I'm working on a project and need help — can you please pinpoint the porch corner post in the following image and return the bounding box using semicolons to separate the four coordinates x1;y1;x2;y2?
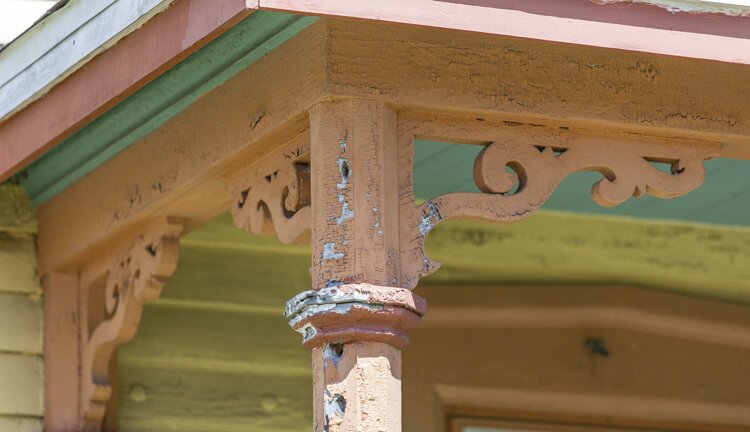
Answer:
287;99;426;431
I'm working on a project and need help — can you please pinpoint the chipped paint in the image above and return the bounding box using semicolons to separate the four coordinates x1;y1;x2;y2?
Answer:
285;286;387;328
324;389;346;431
336;157;350;189
322;243;344;261
339;130;348;152
418;201;443;236
372;207;383;235
323;343;345;369
337;197;354;225
289;301;383;328
297;323;317;341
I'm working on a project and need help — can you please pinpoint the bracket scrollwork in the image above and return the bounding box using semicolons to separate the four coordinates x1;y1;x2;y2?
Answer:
399;116;720;288
80;219;182;428
229;134;312;244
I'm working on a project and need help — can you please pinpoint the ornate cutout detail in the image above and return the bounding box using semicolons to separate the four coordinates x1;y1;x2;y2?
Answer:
398;115;721;288
230;134;311;244
79;219;182;428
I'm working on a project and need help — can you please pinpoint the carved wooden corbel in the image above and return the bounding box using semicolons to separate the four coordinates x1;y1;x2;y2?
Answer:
397;114;722;288
78;218;182;429
229;133;312;244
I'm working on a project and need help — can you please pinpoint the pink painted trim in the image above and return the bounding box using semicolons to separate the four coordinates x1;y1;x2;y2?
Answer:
260;0;750;64
0;0;256;181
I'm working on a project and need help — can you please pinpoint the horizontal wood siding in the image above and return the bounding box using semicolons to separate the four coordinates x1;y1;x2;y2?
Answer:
117;212;750;430
0;185;42;430
117;218;312;431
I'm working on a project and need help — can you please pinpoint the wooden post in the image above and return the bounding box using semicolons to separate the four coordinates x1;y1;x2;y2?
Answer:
43;272;80;432
285;99;427;431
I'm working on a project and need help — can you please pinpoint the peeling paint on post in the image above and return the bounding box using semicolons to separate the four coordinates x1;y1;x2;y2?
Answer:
336;196;354;225
305;100;424;431
322;243;344;260
418;201;443;236
336;157;350;190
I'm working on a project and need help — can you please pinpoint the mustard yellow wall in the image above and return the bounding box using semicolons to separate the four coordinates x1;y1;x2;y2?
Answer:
0;185;43;431
115;212;750;431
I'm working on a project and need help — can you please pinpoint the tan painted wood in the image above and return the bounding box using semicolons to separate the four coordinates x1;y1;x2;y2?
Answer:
324;19;750;159
36;17;750;279
37;21;328;275
304;100;409;431
404;283;750;432
312;342;401;432
309;99;400;289
43;272;80;432
437;386;750;431
30;17;750;431
229;130;312;245
396;113;719;288
78;218;182;429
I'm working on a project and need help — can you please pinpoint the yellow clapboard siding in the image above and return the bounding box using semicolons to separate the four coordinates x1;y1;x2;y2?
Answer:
0;293;42;354
0;234;39;295
425;211;750;303
0;354;43;417
118;210;750;430
119;303;308;372
117;364;310;432
0;417;43;432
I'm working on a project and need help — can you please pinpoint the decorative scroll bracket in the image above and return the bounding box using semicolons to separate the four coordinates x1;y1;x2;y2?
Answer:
226;110;718;294
229;132;312;244
398;115;721;289
79;218;182;429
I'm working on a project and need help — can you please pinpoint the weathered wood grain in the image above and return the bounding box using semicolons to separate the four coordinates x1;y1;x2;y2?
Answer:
37;16;750;277
117;219;750;430
117;364;310;431
424;211;750;303
326;19;750;157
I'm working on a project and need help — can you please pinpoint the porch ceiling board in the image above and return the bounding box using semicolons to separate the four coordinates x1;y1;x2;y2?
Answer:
262;0;750;65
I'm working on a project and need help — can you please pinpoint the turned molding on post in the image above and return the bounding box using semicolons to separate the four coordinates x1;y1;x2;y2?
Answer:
44;218;182;431
228;99;718;431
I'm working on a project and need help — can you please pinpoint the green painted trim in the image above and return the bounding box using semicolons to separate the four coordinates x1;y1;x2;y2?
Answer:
19;12;317;205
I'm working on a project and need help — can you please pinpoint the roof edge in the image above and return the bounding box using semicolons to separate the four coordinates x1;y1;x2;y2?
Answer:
0;0;174;121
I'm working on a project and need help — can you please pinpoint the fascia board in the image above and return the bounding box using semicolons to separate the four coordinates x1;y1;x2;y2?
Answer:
0;0;173;121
